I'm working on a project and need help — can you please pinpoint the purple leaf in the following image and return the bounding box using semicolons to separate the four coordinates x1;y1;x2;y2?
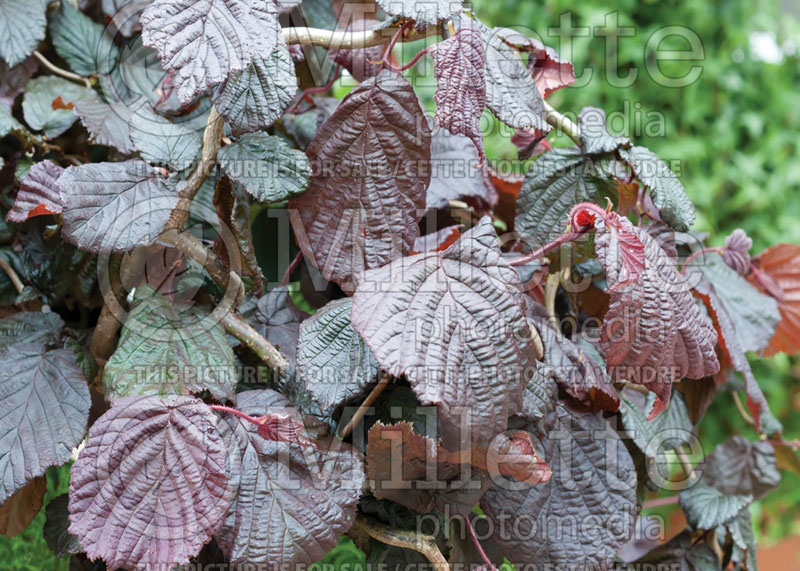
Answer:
496;28;576;98
723;228;752;276
481;403;637;569
68;395;231;569
7;160;64;222
140;0;281;104
430;24;486;162
0;343;90;504
594;211;719;417
214;390;364;566
375;0;462;28
328;18;383;83
351;217;536;449
58;159;179;253
289;70;431;290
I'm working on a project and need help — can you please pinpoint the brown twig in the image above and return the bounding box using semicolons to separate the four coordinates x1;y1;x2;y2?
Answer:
339;373;391;439
350;515;448;569
165;106;225;231
33;50;92;88
0;258;24;294
219;312;289;371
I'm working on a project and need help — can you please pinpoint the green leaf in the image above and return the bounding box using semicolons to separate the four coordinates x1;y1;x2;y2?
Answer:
619;387;692;461
620;145;696;232
218;132;311;203
211;44;297;135
515;148;603;247
297;297;380;412
129;106;203;169
103;288;237;401
0;0;46;67
50;2;118;76
22;76;98;138
697;254;780;353
679;481;752;530
0;311;64;352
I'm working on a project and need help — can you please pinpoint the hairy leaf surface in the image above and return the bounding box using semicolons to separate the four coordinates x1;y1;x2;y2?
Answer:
297;297;379;412
7;160;64;222
289;70;431;289
351;218;535;449
0;344;90;504
68;395;231;569
140;0;281;104
214;390;364;566
620;146;695;232
218;132;311;203
595;212;719;417
0;0;46;67
481;404;637;569
104;288;236;401
212;42;297;134
58;159;179;253
430;25;486;161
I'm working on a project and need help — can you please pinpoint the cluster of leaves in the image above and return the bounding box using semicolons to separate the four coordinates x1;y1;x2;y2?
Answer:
0;1;798;570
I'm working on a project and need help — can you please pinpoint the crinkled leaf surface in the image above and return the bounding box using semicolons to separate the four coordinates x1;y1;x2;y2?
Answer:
0;311;64;351
0;343;90;504
68;395;231;569
679;481;752;530
73;98;137;153
103;288;237;401
716;508;757;571
351;218;535;449
699;436;780;500
218;132;311;203
695;254;779;353
59;159;179;253
102;0;152;37
289;70;431;289
214;389;364;566
44;494;82;557
750;243;800;356
425;124;496;213
595;212;719;417
0;0;46;67
375;0;462;27
578;107;630;155
129;106;203;168
296;297;379;412
240;286;308;365
515;148;602;248
50;2;118;76
620;145;695;232
478;23;550;132
0;476;45;538
430;25;486;161
141;0;281;104
634;530;720;570
7;160;64;222
212;42;297;134
22;76;98;138
481;403;637;569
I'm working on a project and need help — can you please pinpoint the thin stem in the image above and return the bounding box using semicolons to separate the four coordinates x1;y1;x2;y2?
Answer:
733;391;756;427
33;50;92;88
681;247;724;275
381;21;411;64
0;258;24;294
280;251;303;287
384;46;430;72
209;405;261;427
287;65;342;114
642;496;679;509
339;373;391;439
350;515;448;569
165;106;225;231
509;227;590;267
544;101;581;146
466;516;498;571
283;25;439;49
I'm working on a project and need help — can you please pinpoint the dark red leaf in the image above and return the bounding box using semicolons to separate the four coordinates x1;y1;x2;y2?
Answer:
496;29;576;97
289;70;431;290
750;243;800;356
430;24;486;162
351;217;536;449
6;160;64;222
594;210;719;417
